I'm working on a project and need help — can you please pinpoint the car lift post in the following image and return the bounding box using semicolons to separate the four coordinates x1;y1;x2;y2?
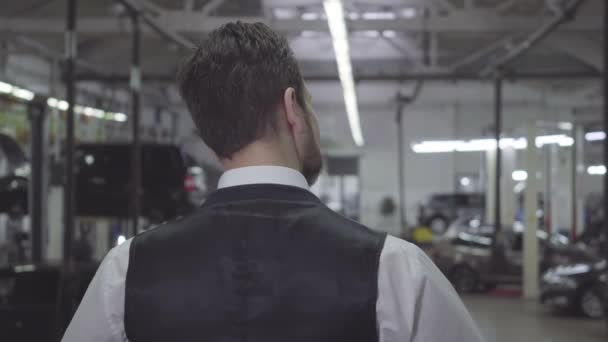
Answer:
63;0;77;264
492;75;503;262
602;0;608;322
128;8;142;237
28;97;46;263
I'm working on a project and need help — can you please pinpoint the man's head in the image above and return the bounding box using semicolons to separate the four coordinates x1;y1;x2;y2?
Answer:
178;22;322;185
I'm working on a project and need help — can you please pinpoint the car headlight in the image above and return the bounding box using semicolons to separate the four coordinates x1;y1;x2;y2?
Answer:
593;260;606;271
542;271;577;288
553;263;591;276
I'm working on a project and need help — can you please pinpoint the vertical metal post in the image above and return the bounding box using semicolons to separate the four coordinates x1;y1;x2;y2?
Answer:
28;99;45;263
63;0;77;263
396;103;407;234
571;126;577;241
494;76;503;233
602;0;608;307
130;11;142;237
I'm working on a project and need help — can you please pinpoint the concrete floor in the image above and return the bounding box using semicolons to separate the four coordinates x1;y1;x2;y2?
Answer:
463;295;607;342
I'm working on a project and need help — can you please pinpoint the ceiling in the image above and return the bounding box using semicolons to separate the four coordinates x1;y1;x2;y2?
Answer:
0;0;604;148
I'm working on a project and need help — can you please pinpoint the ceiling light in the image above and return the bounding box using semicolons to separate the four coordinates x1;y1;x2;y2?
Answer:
301;12;320;20
324;0;364;147
361;11;396;20
273;8;295;19
585;131;606;141
587;165;606;175
412;140;462;153
47;97;59;108
114;112;128;122
512;170;528;182
361;30;380;38
382;30;397;38
12;87;34;101
460;177;471;187
0;81;13;93
57;100;69;111
401;8;417;19
558;122;573;130
535;134;574;147
301;30;319;38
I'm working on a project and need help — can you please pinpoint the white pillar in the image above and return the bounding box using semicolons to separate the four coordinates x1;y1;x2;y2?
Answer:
574;124;585;238
46;187;63;261
485;149;496;223
501;146;516;227
523;123;539;299
95;219;110;261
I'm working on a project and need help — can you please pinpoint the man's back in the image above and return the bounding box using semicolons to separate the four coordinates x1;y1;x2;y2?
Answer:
125;184;385;342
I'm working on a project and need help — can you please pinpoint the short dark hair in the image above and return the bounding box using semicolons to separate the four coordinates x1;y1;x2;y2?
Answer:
177;22;305;159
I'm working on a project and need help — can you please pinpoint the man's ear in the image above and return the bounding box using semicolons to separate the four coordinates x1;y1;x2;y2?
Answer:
283;87;304;134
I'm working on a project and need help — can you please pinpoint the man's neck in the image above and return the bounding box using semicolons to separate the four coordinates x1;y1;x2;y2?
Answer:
220;141;301;172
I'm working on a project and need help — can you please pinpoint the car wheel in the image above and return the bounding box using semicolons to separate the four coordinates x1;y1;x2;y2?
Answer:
429;216;449;235
578;286;605;319
449;266;478;293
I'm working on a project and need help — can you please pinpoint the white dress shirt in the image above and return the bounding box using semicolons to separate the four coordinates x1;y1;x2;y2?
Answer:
63;166;485;342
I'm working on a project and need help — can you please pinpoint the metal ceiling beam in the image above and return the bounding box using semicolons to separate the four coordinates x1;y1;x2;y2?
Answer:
117;0;196;49
481;0;588;75
1;10;601;34
545;32;603;71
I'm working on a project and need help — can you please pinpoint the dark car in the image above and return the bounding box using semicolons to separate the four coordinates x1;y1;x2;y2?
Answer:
433;220;592;293
420;193;485;234
0;133;28;213
0;263;98;341
541;259;607;319
75;143;195;223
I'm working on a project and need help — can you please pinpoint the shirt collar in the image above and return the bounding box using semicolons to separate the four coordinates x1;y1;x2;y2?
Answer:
218;166;309;190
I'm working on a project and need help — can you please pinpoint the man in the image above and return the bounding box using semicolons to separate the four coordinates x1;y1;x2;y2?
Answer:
63;22;484;342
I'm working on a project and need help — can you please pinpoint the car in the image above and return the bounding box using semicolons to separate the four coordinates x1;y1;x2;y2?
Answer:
419;193;485;234
541;259;607;319
0;133;28;214
75;143;197;223
543;259;608;318
0;262;98;341
432;219;593;293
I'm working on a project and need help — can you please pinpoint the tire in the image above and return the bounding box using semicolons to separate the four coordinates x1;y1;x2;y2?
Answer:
449;266;479;293
578;286;605;319
428;216;449;235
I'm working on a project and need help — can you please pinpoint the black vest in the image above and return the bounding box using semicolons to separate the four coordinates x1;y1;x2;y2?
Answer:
124;184;386;342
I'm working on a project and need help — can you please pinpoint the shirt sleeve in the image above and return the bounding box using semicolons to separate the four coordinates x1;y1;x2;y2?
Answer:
376;236;485;342
62;238;132;342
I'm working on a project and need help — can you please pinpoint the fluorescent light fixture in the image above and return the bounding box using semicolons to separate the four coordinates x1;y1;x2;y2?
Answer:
585;131;606;141
347;12;360;20
412;140;462;153
74;105;85;114
47;97;59;108
512;170;528;181
301;12;320;20
114;112;128;122
273;8;295;19
460;177;471;187
558;122;573;130
401;7;417;18
324;0;365;147
587;165;606;175
301;30;318;38
413;138;528;154
361;11;396;20
12;87;34;101
361;30;380;38
57;100;69;111
382;30;397;38
0;81;13;93
535;134;574;147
